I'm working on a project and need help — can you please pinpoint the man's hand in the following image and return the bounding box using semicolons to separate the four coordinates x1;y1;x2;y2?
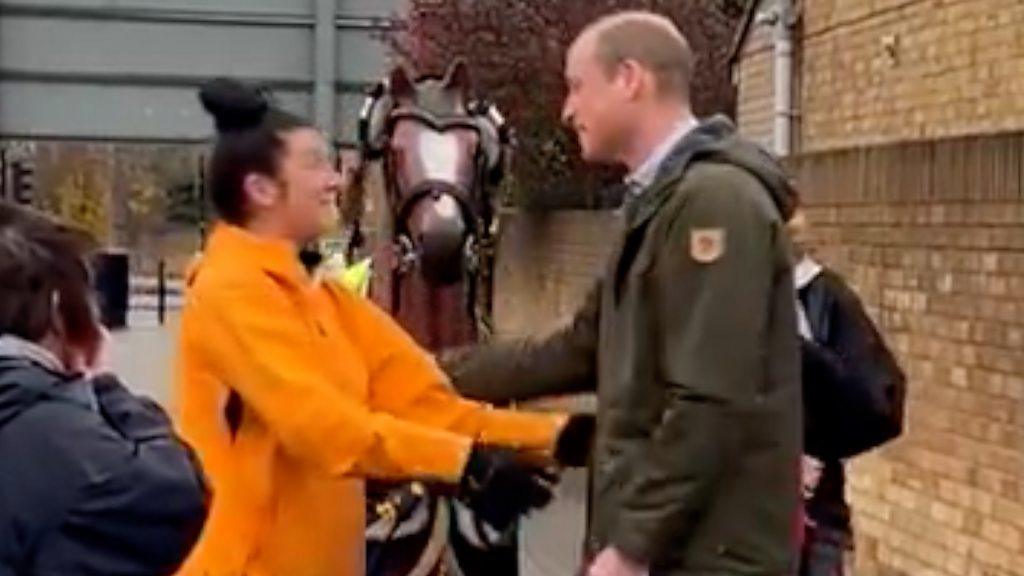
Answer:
587;547;648;576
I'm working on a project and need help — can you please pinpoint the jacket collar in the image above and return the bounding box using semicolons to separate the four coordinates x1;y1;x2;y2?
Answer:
624;115;700;193
194;223;310;286
794;255;824;290
0;335;64;373
623;115;735;231
0;336;98;426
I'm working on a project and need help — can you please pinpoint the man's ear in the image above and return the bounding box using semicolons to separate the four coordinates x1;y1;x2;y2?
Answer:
616;59;645;100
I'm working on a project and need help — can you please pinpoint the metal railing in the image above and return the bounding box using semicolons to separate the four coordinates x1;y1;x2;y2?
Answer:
129;260;184;326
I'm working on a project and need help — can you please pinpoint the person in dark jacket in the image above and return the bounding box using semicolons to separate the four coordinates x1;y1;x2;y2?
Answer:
788;210;906;576
441;11;802;576
0;201;209;576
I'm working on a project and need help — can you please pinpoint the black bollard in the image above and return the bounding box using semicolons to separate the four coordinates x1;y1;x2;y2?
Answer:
157;259;167;326
93;250;130;330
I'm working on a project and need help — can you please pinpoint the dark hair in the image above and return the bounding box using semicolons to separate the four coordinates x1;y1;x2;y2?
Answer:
0;201;101;352
198;78;312;224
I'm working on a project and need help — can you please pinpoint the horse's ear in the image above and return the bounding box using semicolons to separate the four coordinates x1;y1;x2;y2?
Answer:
442;58;470;96
389;65;416;101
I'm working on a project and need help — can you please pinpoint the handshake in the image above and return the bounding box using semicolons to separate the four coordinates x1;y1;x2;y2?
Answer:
452;413;596;531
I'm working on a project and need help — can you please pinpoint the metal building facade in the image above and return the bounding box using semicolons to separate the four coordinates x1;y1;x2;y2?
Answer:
0;0;404;143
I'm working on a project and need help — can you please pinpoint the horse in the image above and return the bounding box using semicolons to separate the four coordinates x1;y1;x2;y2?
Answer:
355;59;517;576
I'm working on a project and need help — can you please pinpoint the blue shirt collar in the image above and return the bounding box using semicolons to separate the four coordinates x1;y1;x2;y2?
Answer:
625;115;699;193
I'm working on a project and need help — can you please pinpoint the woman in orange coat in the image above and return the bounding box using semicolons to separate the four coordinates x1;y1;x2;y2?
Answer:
174;79;589;576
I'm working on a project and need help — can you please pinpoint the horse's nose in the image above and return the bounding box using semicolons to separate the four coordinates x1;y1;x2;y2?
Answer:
414;193;468;286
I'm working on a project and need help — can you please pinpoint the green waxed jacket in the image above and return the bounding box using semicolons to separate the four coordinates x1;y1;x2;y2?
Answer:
443;116;803;575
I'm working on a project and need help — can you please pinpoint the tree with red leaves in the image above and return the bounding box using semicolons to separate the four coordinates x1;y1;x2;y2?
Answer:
387;0;746;209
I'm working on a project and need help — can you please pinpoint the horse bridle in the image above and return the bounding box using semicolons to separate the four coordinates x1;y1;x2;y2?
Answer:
359;80;510;179
357;80;512;323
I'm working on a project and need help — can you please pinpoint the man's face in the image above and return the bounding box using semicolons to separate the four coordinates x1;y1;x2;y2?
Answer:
274;128;342;243
562;35;635;164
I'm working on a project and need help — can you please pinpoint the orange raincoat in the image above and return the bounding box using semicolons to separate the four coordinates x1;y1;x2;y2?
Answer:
174;224;565;576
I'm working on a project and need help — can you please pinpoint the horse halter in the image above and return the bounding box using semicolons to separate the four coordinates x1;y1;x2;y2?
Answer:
357;78;511;287
359;80;510;182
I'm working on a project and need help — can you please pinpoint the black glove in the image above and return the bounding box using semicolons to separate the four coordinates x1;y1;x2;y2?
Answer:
554;413;596;468
458;446;556;531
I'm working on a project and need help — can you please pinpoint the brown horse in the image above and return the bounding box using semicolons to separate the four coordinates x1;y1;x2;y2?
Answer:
361;59;507;349
357;60;516;576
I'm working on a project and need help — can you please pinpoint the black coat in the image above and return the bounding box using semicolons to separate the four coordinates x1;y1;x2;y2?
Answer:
0;358;209;576
799;266;906;531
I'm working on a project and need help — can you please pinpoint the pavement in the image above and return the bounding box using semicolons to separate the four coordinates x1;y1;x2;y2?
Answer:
109;309;180;406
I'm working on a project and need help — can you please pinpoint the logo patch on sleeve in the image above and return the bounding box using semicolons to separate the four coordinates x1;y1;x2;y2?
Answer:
690;228;726;263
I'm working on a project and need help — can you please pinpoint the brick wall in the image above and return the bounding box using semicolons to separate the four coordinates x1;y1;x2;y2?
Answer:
734;2;1024;570
492;209;618;337
788;134;1024;576
735;0;776;150
736;49;776;151
801;0;1024;152
736;0;1024;154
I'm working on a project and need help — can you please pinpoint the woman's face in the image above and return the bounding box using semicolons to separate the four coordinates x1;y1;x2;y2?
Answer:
275;128;344;243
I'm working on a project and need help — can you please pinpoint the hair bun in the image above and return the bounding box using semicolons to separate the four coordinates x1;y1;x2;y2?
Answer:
199;78;270;132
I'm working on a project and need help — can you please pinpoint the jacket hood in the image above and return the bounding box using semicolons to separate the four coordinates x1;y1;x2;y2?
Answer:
0;361;53;430
659;114;798;221
0;336;90;430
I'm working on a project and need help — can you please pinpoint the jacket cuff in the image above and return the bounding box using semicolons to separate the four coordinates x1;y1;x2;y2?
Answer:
475;408;569;457
392;428;474;484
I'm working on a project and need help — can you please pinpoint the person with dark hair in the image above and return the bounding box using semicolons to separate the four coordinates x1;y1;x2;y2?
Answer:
0;201;209;576
787;210;906;576
175;78;586;576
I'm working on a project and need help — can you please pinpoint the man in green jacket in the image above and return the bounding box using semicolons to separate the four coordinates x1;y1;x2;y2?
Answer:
441;11;802;576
